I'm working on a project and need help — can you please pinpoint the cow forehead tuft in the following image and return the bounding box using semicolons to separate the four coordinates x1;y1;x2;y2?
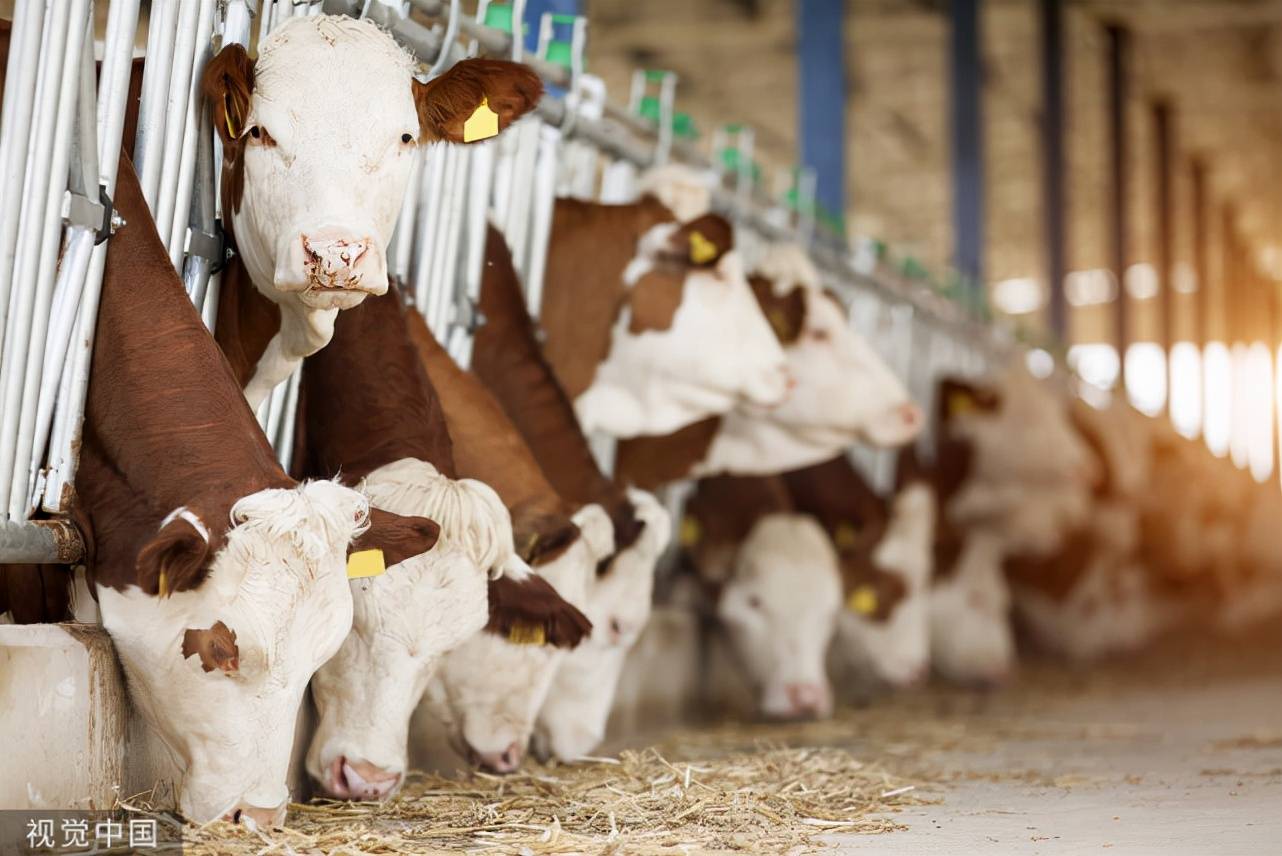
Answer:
257;15;414;81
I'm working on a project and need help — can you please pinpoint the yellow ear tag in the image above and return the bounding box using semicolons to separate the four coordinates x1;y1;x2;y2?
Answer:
347;549;386;579
689;230;718;265
679;517;702;547
463;97;500;143
948;391;977;417
508;623;547;646
833;521;860;551
158;570;169;597
768;308;790;340
848;585;878;617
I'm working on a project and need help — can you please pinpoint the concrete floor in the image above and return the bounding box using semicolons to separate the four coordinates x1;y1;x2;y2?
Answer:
822;625;1282;855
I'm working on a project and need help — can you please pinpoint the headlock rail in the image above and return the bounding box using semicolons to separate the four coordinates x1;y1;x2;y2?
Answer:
0;0;1009;564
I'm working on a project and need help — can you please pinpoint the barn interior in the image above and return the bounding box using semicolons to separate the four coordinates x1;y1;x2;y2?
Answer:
1;1;1281;854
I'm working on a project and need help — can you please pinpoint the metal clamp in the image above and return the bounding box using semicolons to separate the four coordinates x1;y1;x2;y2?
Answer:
454;295;486;333
186;218;234;274
64;184;122;245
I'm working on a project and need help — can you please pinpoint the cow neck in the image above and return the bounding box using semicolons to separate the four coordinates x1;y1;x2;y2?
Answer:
215;256;282;389
80;155;292;593
405;306;580;567
1003;531;1099;601
781;456;889;551
298;286;456;483
928;434;976;584
613;417;723;491
540;194;676;401
683;474;793;574
472;226;642;551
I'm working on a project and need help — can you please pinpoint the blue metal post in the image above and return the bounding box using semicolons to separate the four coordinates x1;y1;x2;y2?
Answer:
950;0;985;307
521;0;579;52
1040;0;1067;341
796;0;848;235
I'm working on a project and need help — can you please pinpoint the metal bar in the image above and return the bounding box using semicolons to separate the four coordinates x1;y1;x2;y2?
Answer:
796;0;848;231
0;518;84;564
1106;23;1130;388
1191;157;1209;348
1223;204;1238;345
949;0;985;307
1152;101;1175;411
134;0;180;213
1040;0;1067;343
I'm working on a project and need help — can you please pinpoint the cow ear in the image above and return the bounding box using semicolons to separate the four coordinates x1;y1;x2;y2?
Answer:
413;59;543;144
181;621;240;675
352;508;441;568
484;574;593;649
665;214;734;268
136;517;211;596
202;43;255;144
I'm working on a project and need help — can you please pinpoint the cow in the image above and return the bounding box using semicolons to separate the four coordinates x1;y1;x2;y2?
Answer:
613;244;921;489
406;308;608;773
681;476;841;720
0;155;411;825
470;226;670;761
200;14;542;408
781;456;934;690
540;199;789;438
292;285;580;801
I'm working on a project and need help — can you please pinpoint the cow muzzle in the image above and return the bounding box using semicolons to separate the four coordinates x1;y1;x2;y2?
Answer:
320;755;403;802
223;800;287;829
275;226;388;308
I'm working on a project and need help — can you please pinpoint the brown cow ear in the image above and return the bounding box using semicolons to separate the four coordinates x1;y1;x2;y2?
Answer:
352;508;441;567
136;518;211;596
484;574;592;649
202;44;255;143
665;214;734;268
182;621;240;674
413;59;543;144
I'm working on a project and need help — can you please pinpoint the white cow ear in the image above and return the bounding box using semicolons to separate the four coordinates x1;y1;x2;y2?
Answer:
411;59;542;143
136;517;211;596
202;43;255;144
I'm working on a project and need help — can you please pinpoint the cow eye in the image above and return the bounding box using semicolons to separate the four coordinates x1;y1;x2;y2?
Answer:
809;329;830;342
249;125;261;139
401;132;415;144
747;595;762;610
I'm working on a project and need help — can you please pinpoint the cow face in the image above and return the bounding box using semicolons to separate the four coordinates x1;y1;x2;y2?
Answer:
533;490;669;761
717;514;841;720
929;531;1014;687
576;217;790;438
202;16;540;361
423;505;610;772
96;480;370;823
832;483;934;688
306;458;511;800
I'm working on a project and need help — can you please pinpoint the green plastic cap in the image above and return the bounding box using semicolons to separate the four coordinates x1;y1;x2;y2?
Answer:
545;40;575;69
673;112;697;139
638;95;662;122
484;4;514;31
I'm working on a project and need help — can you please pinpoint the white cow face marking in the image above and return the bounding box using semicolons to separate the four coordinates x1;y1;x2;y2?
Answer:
929;531;1015;687
576;221;790;438
534;490;670;761
424;505;608;773
717;514;841;720
97;481;369;822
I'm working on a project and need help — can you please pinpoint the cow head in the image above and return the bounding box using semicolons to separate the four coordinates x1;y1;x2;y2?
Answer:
306;458;512;801
576;215;790;438
96;480;371;824
202;16;540;399
929;531;1015;687
423;505;612;772
533;490;670;761
832;482;934;688
716;514;841;720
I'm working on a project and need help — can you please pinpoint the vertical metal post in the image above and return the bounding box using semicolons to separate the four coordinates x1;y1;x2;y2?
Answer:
1222;204;1238;346
1190;157;1209;348
1106;24;1130;388
521;0;579;52
950;0;986;304
796;0;848;234
1152;100;1175;412
1039;0;1067;343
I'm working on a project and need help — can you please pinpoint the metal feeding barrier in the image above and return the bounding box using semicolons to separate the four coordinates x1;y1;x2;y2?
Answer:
0;0;1008;566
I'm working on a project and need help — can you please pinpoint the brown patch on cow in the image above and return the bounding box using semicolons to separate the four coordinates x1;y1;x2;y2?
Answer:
894;428;975;585
666;215;734;269
0;564;73;624
351;508;441;568
484;574;593;649
77;154;290;595
182;621;240;674
214;259;282;390
471;227;642;552
541;195;676;400
201;44;255;215
614;417;723;491
624;214;737;335
749;274;807;345
509;503;580;567
840;559;910;623
683;475;793;585
405;302;583;557
1004;530;1099;602
937;377;1002;426
627;270;686;334
413;59;542;143
135;516;213;596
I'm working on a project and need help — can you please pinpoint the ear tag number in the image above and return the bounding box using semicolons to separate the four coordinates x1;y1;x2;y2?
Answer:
689;230;718;265
508;624;547;645
464;97;500;142
347;549;386;579
848;585;878;616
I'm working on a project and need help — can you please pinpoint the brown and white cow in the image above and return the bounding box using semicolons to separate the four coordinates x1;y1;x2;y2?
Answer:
681;476;841;720
540;199;789;438
782;456;934;690
201;15;541;408
406;308;606;773
471;226;669;761
9;156;404;825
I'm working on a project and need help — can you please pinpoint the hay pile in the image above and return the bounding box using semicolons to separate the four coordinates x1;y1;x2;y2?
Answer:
125;745;917;855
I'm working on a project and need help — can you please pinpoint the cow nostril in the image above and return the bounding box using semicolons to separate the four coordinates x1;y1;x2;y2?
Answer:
232;809;243;824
